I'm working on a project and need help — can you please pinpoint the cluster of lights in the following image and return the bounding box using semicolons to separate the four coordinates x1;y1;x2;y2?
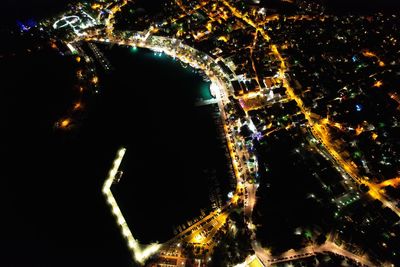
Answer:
49;1;399;265
85;29;259;262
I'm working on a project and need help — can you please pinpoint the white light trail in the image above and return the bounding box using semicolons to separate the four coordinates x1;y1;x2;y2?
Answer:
102;148;161;265
53;16;81;29
66;43;77;54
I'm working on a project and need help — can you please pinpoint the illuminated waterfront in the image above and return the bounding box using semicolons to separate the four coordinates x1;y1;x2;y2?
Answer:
4;0;400;266
99;46;232;244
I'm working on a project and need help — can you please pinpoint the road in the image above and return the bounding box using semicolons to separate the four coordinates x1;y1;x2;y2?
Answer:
251;239;376;267
90;13;254;261
213;1;399;266
75;1;400;265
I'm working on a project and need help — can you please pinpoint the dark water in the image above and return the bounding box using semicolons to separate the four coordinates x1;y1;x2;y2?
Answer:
93;46;229;244
2;35;229;267
2;35;132;266
2;1;226;266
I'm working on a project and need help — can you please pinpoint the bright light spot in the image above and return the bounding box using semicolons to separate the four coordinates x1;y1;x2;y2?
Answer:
59;118;71;129
66;43;77;53
73;102;82;110
210;82;220;98
374;80;383;88
248;120;257;133
91;3;101;9
123;228;130;237
194;234;204;243
247;222;256;230
113;207;119;214
118;149;126;157
92;76;99;84
362;50;376;58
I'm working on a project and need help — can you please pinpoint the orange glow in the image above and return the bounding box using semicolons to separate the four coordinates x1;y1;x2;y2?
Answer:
368;189;380;200
217;0;400;219
379;61;385;67
333;122;343;130
91;3;101;9
73;102;83;110
374;80;383;88
60;119;71;128
218;35;228;42
231;194;239;204
362;50;376;58
344;164;351;172
206;22;212;32
51;43;57;49
350;161;358;169
92;76;99;84
76;56;81;63
355;125;364;136
372;132;378;140
379;177;400;188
